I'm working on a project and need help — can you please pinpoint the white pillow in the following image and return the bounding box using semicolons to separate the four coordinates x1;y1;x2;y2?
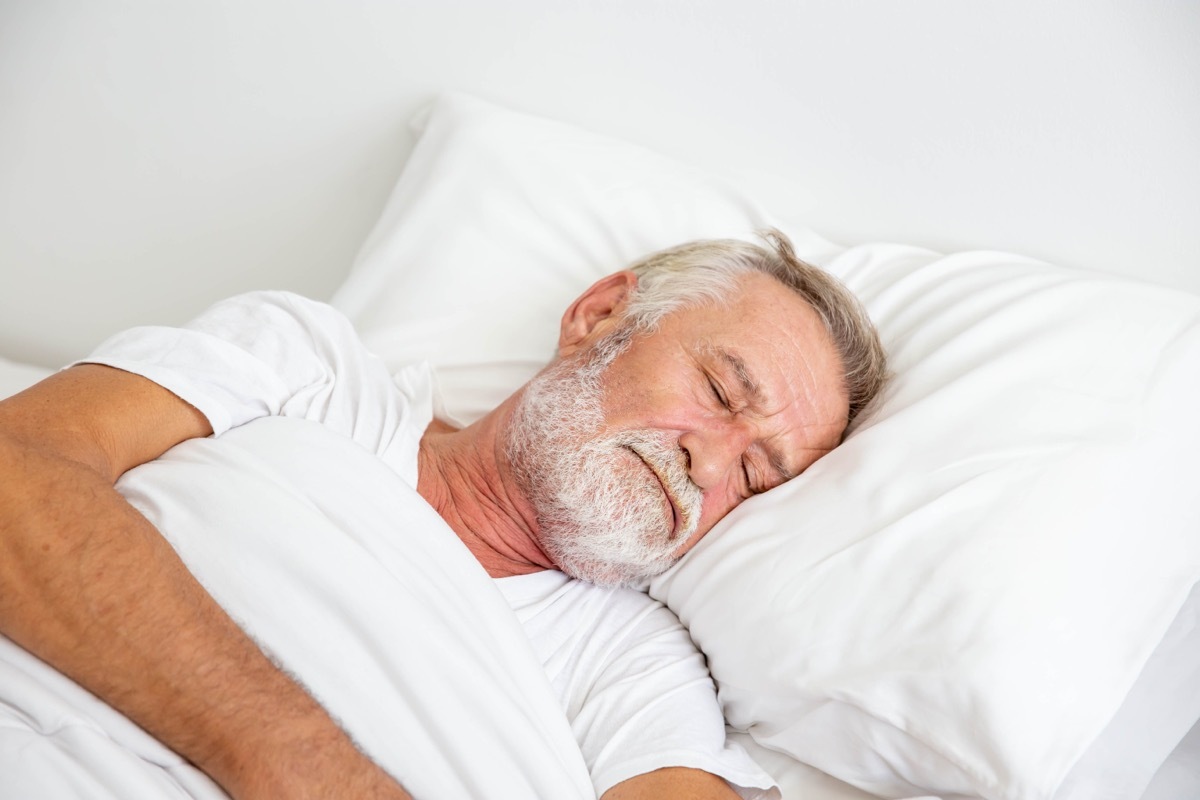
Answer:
651;245;1200;800
333;94;842;426
332;93;1200;800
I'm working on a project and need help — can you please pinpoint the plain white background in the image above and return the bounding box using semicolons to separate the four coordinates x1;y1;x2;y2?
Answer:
1;0;1197;366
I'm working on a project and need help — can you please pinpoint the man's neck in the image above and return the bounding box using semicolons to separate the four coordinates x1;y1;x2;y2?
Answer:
415;403;554;579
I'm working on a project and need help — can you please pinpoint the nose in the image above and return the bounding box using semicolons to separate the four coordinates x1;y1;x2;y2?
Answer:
678;419;756;491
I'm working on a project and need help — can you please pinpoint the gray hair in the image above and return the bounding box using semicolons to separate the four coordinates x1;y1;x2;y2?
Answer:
620;229;889;430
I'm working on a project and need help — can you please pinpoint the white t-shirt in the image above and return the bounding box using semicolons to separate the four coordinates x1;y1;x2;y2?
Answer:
82;290;777;799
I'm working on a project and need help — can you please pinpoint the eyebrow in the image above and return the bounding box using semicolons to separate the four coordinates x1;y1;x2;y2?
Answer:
714;347;797;482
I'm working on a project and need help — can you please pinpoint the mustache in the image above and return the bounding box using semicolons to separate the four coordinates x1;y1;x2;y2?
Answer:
619;433;703;540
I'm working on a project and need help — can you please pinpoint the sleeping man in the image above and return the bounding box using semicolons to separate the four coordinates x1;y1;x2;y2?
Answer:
0;231;886;800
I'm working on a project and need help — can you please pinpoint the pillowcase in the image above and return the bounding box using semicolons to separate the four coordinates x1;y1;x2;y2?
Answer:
333;93;843;426
332;93;1200;800
650;244;1200;800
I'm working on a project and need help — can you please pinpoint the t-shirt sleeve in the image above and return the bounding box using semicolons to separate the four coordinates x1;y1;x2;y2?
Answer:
573;594;779;799
76;291;431;484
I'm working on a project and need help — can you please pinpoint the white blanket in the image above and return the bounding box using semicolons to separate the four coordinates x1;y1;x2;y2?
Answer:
0;416;595;799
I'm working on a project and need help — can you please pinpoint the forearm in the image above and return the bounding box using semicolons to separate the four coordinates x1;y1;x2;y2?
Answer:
0;433;411;799
602;767;741;799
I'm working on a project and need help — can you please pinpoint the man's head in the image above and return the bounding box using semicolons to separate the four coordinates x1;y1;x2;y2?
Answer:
506;230;888;587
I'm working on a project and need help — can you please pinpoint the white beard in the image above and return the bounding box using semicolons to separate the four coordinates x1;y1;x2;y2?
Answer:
506;340;703;588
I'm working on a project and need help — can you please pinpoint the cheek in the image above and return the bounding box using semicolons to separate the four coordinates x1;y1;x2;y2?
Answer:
599;348;695;420
601;379;677;424
675;486;742;558
673;523;710;560
695;486;743;536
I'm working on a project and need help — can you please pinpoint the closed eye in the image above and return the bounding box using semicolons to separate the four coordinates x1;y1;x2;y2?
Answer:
740;458;754;497
707;374;731;410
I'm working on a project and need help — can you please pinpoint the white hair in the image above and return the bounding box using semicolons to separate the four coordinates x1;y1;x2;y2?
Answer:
622;229;889;428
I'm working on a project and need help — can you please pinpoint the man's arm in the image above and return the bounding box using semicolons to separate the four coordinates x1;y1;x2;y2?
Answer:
602;767;742;799
0;365;410;799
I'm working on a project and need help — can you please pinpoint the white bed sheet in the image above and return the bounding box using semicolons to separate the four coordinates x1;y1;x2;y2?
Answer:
0;407;594;799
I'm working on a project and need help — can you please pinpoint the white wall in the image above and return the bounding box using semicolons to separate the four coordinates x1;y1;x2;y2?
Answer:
2;0;1197;366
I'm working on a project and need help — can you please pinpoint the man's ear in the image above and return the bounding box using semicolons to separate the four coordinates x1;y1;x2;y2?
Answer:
558;270;639;357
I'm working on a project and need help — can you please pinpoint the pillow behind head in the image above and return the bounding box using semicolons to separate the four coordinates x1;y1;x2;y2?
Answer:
333;92;841;425
651;242;1200;799
334;93;1200;800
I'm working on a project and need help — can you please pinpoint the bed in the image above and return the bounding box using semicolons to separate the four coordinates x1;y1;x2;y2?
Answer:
2;3;1198;799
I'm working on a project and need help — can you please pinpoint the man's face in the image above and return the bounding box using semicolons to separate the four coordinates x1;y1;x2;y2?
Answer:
507;272;850;587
